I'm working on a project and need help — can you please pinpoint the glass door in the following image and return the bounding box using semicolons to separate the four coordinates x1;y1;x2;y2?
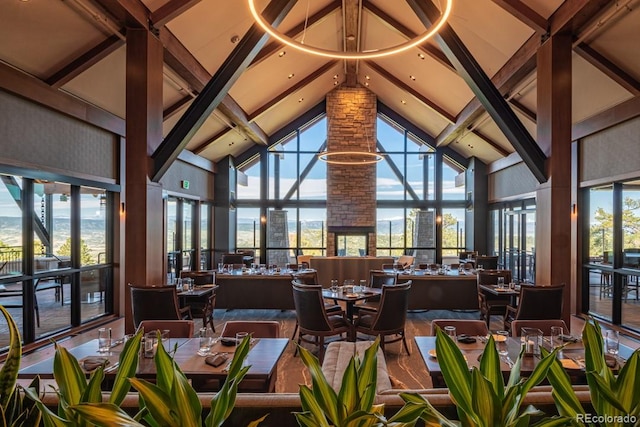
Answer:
503;209;535;283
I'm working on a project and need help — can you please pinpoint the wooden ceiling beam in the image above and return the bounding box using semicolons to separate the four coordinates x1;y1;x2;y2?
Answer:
248;60;339;121
491;0;548;34
472;130;512;157
250;1;341;69
152;0;298;181
150;0;201;28
45;35;124;88
365;60;455;123
574;43;640;96
343;0;359;86
93;0;150;29
159;27;265;145
364;0;454;72
434;0;613;150
407;0;547;183
163;95;192;120
572;94;640;140
509;99;537;123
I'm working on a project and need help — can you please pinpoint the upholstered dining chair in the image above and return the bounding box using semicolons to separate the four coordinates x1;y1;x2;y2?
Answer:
510;319;569;337
290;278;342;342
430;319;489;337
354;281;412;355
292;283;351;362
221;253;245;265
475;255;499;270
356;270;397;311
477;269;513;326
138;319;195;338
179;270;217;330
504;284;565;332
129;284;191;328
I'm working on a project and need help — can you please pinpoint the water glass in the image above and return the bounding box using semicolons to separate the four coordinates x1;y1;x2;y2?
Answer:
176;278;183;292
444;325;456;341
143;332;155;358
330;279;339;293
550;326;563;349
218;262;224;273
605;330;619;356
497;277;505;289
199;327;214;353
522;327;543;357
496;330;509;356
98;327;111;352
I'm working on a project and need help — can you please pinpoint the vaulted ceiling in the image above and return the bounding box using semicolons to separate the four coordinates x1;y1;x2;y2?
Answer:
1;0;638;174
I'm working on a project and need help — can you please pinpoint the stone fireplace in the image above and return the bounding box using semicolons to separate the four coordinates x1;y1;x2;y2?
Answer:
326;86;377;256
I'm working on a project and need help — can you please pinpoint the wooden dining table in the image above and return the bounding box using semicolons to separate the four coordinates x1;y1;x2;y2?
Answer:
18;337;288;393
321;286;382;321
415;335;633;388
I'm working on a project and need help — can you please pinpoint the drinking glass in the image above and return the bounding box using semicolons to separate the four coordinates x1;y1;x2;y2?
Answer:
444;326;456;341
98;327;111;353
176;278;183;292
605;330;619;356
235;332;249;350
496;330;509;356
143;332;155;358
330;279;339;293
218;262;224;273
550;326;563;349
497;277;505;289
199;327;214;354
522;327;543;357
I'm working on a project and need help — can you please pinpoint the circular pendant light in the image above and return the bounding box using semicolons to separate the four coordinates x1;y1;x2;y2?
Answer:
247;0;453;60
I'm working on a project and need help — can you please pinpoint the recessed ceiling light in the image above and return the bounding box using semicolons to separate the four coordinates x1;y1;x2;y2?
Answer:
278;51;286;57
418;53;425;60
333;74;339;79
298;98;304;103
468;144;474;148
364;81;369;87
409;75;416;81
230;35;240;44
365;75;371;80
334;81;339;86
401;100;407;105
288;73;295;79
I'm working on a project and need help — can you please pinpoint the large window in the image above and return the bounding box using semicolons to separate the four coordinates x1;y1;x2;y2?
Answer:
236;113;466;266
0;173;114;348
584;181;640;330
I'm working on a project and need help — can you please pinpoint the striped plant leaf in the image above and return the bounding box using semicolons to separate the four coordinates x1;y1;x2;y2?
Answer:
299;386;330;427
52;344;87;406
357;337;380;410
297;345;339;422
23;386;72;427
0;305;21;411
478;335;504;399
337;357;358;419
470;368;500;427
69;403;144;426
129;378;179;426
400;393;459;427
109;330;143;405
613;350;640;412
541;348;584;417
169;364;201;427
434;329;473;415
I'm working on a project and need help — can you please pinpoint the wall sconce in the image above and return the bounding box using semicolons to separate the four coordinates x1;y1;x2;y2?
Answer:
571;203;577;215
260;215;267;224
436;215;442;224
120;202;126;215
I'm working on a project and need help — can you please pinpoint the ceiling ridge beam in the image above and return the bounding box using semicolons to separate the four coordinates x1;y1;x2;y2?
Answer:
574;43;640;96
45;35;124;88
407;0;547;183
151;0;201;28
250;0;341;69
491;0;548;34
152;0;298;181
365;60;456;123
363;0;454;72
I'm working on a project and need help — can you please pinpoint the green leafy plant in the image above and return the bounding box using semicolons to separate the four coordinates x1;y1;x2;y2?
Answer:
408;329;569;427
0;305;42;426
27;331;261;427
295;336;428;426
545;318;640;426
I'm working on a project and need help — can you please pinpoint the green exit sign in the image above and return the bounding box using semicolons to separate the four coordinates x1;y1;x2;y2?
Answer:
181;180;190;189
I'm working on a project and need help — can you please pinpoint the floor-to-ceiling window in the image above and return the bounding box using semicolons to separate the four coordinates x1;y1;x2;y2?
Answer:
235;113;467;266
488;199;536;283
583;180;640;330
0;173;115;348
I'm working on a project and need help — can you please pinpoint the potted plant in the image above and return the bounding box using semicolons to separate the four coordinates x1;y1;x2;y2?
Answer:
26;330;261;427
544;318;640;426
294;337;428;426
0;305;42;426
405;329;570;426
